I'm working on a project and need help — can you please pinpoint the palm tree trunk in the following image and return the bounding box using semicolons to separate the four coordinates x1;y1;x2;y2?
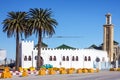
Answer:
37;30;42;69
15;32;19;70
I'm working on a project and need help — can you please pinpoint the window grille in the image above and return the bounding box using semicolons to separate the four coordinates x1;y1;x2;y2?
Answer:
49;56;52;61
88;56;91;61
76;56;79;61
62;56;65;61
72;56;75;61
84;56;87;61
66;56;69;61
53;56;56;61
24;56;27;61
28;56;31;61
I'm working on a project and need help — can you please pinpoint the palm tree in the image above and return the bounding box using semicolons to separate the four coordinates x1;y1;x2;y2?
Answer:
28;8;58;69
2;11;28;70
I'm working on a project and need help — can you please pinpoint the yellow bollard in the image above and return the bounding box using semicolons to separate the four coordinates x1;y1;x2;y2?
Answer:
48;70;56;75
88;68;94;73
1;71;7;78
82;68;88;73
59;70;67;74
109;68;115;71
117;68;120;71
19;67;23;72
1;67;12;78
7;71;12;78
53;67;59;71
38;70;46;75
67;69;74;74
29;67;35;71
22;69;28;77
77;69;82;74
1;71;12;78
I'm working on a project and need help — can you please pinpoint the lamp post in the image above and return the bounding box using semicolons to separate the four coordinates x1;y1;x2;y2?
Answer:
32;51;33;67
115;50;118;68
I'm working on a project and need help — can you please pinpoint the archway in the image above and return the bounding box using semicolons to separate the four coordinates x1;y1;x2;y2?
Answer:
40;56;44;66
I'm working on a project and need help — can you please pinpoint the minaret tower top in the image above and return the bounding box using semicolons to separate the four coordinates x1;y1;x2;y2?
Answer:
105;13;112;25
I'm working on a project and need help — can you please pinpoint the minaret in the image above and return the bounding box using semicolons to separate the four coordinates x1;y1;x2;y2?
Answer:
103;13;114;62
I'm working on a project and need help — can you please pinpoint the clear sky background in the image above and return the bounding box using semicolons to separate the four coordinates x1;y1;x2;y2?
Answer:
0;0;120;60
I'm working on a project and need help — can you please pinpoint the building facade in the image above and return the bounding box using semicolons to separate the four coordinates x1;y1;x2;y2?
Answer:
19;41;109;69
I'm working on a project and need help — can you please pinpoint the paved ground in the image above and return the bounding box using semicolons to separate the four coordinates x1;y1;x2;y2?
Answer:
1;71;120;80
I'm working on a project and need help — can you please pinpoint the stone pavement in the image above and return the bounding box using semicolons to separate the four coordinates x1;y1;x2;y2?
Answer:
1;71;120;80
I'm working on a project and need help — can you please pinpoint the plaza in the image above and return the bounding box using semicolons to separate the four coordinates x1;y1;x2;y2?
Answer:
2;71;120;80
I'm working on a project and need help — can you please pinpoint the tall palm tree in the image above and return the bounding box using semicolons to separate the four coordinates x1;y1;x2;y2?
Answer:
2;11;28;70
28;8;58;69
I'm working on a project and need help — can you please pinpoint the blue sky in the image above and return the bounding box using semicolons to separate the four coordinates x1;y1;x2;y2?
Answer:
0;0;120;60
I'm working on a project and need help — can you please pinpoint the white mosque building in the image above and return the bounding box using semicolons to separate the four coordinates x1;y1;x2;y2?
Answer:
19;40;109;70
19;13;118;70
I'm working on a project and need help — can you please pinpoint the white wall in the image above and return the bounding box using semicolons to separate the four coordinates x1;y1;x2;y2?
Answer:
20;41;108;69
20;41;34;68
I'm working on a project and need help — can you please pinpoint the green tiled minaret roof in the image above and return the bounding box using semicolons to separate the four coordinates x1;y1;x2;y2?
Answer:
56;44;76;49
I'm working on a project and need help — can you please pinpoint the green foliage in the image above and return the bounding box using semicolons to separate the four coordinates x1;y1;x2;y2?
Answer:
2;8;58;69
2;11;28;70
40;65;46;68
43;64;53;69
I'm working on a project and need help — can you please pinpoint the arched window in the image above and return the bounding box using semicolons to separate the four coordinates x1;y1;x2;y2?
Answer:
66;56;69;61
49;56;52;61
62;56;65;61
88;56;91;61
28;56;31;61
24;56;27;61
40;56;43;66
35;56;37;60
72;56;75;61
76;56;79;61
53;56;56;61
102;57;105;62
84;56;87;61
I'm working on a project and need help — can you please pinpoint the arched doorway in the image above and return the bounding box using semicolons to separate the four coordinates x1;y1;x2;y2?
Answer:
40;56;44;66
36;56;44;67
